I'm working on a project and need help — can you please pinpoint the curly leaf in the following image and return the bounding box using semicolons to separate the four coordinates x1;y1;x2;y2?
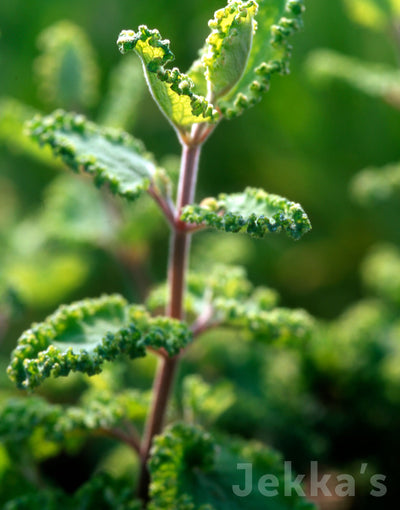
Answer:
218;298;313;342
149;423;315;510
117;26;218;131
28;110;162;202
306;49;400;106
35;20;99;109
148;265;313;343
181;187;311;240
0;389;149;446
217;0;306;118
202;1;258;100
351;161;400;204
8;295;192;390
147;265;275;316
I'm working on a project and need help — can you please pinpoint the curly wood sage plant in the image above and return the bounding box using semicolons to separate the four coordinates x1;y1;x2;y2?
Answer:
7;1;315;507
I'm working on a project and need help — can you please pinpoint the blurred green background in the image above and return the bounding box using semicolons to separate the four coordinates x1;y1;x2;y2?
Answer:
1;0;400;509
2;0;399;317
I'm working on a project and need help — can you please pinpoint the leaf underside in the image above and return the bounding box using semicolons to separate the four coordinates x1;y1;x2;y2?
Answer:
181;187;311;240
117;26;218;131
202;1;259;100
217;0;306;118
148;423;316;510
28;110;160;202
7;294;191;390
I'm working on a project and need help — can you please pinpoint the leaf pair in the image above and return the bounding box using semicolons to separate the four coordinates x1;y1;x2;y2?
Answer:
28;111;311;242
117;0;306;132
2;423;315;509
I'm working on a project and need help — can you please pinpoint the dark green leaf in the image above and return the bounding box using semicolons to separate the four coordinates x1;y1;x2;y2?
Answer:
149;423;315;510
8;295;192;389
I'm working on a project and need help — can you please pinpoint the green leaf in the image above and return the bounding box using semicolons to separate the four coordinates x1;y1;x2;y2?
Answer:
306;49;400;105
351;161;400;204
0;388;149;446
7;294;192;390
217;0;306;118
202;1;258;100
28;110;162;202
148;265;313;344
147;265;274;317
181;187;311;240
117;26;218;131
148;423;315;510
35;20;99;109
217;297;314;342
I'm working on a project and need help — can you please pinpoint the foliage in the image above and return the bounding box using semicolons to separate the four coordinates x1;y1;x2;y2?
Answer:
8;294;191;390
28;110;162;202
2;0;318;508
147;264;313;343
117;0;306;130
148;423;315;510
181;187;311;240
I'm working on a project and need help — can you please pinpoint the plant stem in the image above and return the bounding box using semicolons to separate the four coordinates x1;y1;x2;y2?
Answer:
137;139;202;504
